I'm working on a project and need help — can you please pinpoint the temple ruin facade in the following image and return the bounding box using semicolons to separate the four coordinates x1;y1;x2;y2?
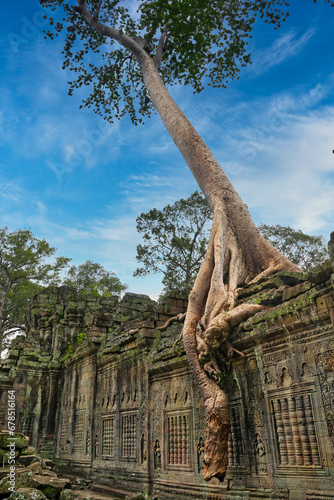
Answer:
0;258;334;499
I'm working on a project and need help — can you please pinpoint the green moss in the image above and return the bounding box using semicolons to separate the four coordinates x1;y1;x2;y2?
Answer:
63;332;88;360
27;353;40;362
40;485;58;499
218;370;228;390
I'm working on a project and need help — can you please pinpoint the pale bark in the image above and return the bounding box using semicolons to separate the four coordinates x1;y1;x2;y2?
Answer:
139;54;300;481
71;2;301;481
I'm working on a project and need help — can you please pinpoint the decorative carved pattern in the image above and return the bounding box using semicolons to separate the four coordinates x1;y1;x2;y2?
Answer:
22;415;35;440
316;350;334;442
197;437;204;473
303;394;321;466
166;412;190;466
154;439;161;469
273;398;288;465
272;393;321;467
85;430;91;455
228;405;244;467
163;389;191;410
60;405;69;449
121;412;137;459
140;433;147;464
102;417;114;456
254;433;267;474
288;396;303;466
73;411;85;452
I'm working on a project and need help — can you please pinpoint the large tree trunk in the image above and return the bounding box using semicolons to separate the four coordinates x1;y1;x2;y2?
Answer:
70;5;300;481
138;54;300;481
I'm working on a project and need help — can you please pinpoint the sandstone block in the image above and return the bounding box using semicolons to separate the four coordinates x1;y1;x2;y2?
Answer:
26;462;43;475
59;490;75;500
18;456;39;467
9;488;48;500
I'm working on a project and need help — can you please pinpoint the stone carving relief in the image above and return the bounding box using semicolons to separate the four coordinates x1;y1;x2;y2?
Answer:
197;437;204;473
120;387;138;409
94;433;99;458
254;433;267;474
154;439;161;470
121;412;137;459
59;402;70;451
21;413;35;441
166;412;190;467
280;367;293;388
163;388;191;410
102;417;114;456
73;411;85;453
228;404;244;468
140;433;147;464
271;392;321;468
316;350;334;442
99;368;118;415
85;430;91;455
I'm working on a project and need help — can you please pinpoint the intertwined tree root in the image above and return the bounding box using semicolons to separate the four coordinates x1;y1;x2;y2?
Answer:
180;201;299;482
154;199;300;482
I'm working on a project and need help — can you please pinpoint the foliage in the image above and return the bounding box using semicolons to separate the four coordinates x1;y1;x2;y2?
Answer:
63;259;127;297
0;227;70;347
134;191;212;296
41;0;293;124
3;281;43;336
63;331;88;360
259;224;329;272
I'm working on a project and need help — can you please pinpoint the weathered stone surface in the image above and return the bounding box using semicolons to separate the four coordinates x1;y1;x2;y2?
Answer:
9;488;48;500
25;463;43;476
1;262;334;500
29;476;70;499
59;490;75;500
0;432;29;465
18;457;39;468
0;432;29;451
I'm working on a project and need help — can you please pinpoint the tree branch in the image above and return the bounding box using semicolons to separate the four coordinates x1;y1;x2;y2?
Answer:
74;0;149;63
154;30;167;70
92;0;104;21
154;20;172;70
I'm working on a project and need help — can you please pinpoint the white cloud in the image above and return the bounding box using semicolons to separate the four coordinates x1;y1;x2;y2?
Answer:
253;27;315;72
228;103;334;236
0;183;24;203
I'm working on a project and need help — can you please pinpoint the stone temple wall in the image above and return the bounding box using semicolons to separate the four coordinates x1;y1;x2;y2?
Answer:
0;259;334;499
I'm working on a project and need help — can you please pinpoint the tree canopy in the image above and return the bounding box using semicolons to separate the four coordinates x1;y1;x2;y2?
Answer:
259;224;329;272
134;191;212;296
63;259;127;296
41;0;293;123
0;227;70;349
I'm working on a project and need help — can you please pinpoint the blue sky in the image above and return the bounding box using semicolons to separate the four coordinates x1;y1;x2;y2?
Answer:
1;0;334;299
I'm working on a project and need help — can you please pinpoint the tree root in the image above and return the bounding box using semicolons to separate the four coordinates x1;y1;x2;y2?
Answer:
180;198;302;483
129;312;186;338
158;312;186;331
225;339;245;358
172;331;183;349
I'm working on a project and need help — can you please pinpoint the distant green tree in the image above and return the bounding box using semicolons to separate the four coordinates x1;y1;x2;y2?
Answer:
63;259;127;297
259;224;329;272
134;191;212;296
0;227;70;350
